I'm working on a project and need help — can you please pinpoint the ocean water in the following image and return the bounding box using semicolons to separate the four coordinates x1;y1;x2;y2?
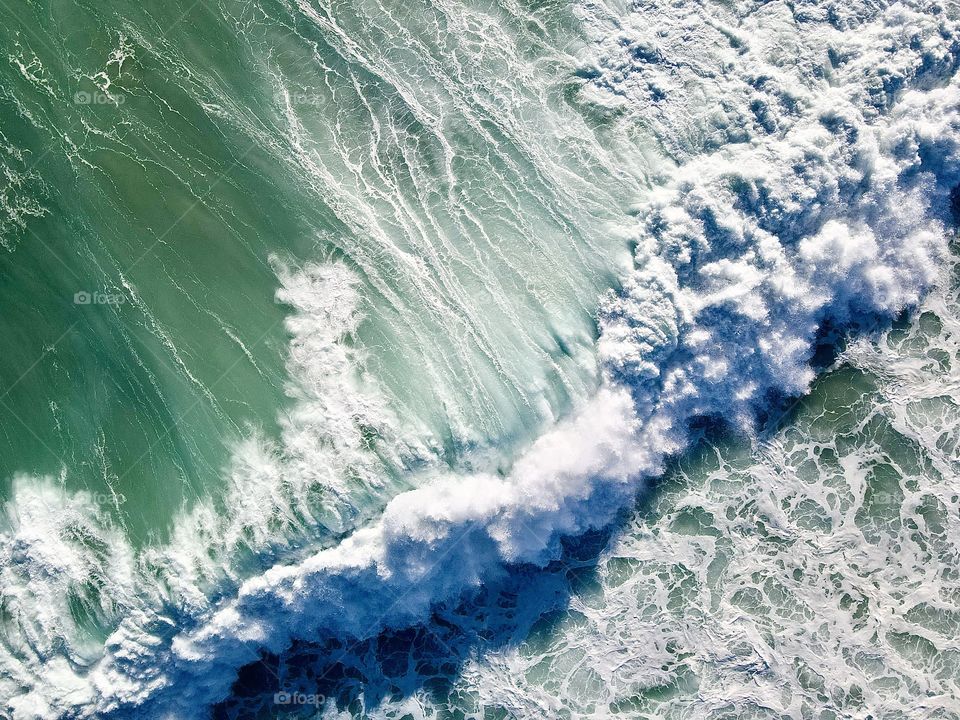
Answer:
0;0;957;718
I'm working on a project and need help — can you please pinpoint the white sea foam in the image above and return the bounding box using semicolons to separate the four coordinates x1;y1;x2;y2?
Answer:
0;478;135;718
76;2;960;716
457;274;960;719
2;1;958;718
0;260;427;718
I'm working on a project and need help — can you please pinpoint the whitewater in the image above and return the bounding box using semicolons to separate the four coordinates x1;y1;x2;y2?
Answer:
1;0;959;718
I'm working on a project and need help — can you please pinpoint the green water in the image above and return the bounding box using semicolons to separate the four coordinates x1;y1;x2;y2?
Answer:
0;0;639;543
2;1;297;540
1;0;957;717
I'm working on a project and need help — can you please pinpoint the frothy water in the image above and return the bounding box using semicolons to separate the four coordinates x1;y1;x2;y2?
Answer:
0;0;958;718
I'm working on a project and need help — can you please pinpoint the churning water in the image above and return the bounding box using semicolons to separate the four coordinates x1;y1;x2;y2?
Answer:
0;0;958;717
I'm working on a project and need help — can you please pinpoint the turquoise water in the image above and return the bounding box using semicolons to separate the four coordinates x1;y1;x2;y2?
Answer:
0;0;958;718
0;0;638;541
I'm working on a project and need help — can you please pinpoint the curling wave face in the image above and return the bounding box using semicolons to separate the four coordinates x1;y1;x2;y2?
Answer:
1;0;959;717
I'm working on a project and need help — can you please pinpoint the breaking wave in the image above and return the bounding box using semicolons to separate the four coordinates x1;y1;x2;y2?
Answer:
1;0;958;717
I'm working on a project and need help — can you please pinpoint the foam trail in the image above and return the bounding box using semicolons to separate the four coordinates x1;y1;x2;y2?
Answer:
90;29;960;715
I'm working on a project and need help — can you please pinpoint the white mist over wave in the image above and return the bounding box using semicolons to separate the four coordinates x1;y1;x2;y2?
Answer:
77;2;960;717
